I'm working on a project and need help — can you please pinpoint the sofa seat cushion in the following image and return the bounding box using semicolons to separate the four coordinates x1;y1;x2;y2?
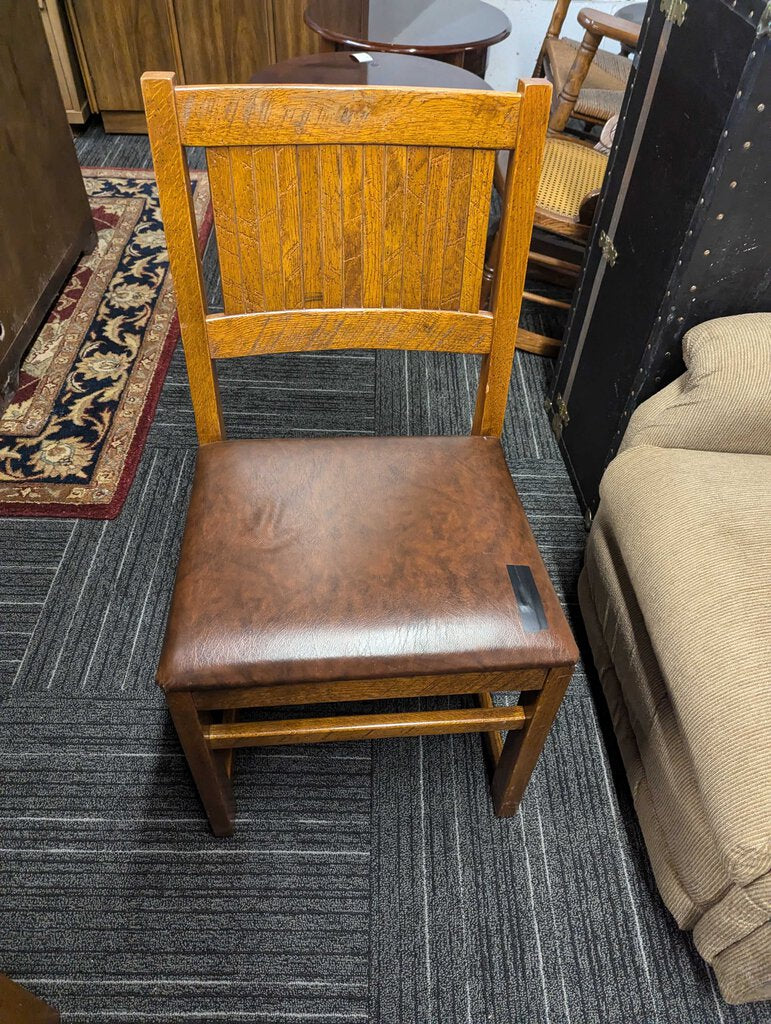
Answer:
157;435;576;691
598;445;771;885
581;526;728;910
579;563;771;1004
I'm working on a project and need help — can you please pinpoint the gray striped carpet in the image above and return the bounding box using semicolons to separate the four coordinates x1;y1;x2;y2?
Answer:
0;123;767;1024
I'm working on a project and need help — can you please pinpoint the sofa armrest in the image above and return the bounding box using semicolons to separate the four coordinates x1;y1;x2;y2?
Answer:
621;313;771;457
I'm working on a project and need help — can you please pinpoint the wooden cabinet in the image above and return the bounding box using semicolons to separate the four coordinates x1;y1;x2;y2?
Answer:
67;0;177;132
0;0;94;407
174;0;274;83
38;0;90;124
65;0;332;132
272;0;328;62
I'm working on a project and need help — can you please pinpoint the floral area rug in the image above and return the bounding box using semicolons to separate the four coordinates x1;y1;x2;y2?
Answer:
0;168;211;518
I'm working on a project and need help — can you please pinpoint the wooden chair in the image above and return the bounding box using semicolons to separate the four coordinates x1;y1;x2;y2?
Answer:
535;3;640;133
142;71;577;836
484;134;609;356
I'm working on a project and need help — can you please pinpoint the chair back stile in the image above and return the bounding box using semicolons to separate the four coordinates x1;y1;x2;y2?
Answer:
141;72;550;444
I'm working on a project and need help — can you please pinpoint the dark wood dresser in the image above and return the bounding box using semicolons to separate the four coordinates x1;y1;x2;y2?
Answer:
0;0;94;408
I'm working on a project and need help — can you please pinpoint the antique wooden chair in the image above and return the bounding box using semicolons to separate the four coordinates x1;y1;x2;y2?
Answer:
535;3;640;133
484;134;609;356
142;71;577;836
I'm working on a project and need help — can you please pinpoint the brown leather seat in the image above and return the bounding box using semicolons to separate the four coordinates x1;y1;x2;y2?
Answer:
157;435;575;691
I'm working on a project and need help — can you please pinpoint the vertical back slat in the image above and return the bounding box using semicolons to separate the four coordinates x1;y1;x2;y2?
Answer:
275;146;304;309
230;147;265;312
459;149;496;313
362;145;385;308
342;145;364;307
298;146;324;307
206;148;245;315
422;147;452;309
383;145;407;307
251;145;283;310
441;149;474;310
401;146;429;308
319;145;344;307
142;71;224;445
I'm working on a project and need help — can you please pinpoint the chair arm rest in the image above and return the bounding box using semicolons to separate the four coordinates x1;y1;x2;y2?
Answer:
577;7;641;48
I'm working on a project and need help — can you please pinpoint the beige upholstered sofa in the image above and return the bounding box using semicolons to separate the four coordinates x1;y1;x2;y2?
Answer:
578;313;771;1004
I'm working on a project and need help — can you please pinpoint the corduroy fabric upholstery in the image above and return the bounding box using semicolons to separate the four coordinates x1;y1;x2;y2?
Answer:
578;313;771;1004
537;136;608;218
543;36;631;122
620;312;771;457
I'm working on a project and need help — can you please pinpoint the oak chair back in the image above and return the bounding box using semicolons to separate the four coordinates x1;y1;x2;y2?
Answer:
141;72;550;444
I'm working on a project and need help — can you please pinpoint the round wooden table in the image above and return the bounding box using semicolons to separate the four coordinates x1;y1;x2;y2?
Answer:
250;49;492;88
303;0;511;77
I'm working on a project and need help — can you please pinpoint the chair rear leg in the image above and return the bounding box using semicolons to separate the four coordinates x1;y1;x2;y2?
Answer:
491;664;573;816
166;690;235;836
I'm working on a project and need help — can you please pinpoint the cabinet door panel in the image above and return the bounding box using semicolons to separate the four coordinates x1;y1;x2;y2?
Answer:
175;0;275;83
69;0;176;109
273;0;332;62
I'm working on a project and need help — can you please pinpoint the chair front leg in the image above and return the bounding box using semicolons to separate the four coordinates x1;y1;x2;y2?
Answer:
491;664;573;815
166;690;235;836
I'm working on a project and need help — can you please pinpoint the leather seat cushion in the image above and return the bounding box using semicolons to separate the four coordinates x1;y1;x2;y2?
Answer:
157;436;576;690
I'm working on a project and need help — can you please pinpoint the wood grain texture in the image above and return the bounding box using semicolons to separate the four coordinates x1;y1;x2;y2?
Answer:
192;668;547;711
533;0;571;76
459;149;496;312
382;145;407;307
516;327;562;359
297;146;324;307
441;148;474;309
145;75;549;437
206;148;246;312
173;0;275;83
273;0;332;61
204;705;526;749
142;72;224;444
401;146;429;309
577;8;640;50
551;29;602;132
0;0;94;405
176;84;522;148
319;145;344;307
492;664;574;816
341;144;364;306
165;691;235;836
477;691;505;762
422;147;452;309
206;309;494;357
229;147;265;310
473;79;552;436
69;0;177;110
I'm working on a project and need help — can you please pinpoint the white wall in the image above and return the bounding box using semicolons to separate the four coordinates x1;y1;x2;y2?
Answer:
484;0;629;89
